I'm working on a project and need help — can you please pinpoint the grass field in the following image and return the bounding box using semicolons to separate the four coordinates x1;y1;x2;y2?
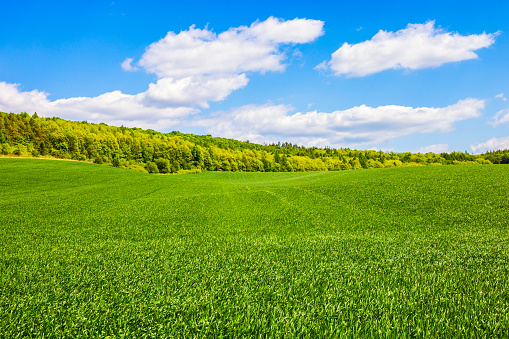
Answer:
1;159;508;337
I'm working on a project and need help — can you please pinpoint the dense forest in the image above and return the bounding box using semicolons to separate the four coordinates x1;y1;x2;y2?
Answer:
1;111;508;173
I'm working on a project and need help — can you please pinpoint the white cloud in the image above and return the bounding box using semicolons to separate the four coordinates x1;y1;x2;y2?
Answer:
471;136;509;153
198;98;484;148
314;61;328;72
134;17;322;111
292;49;303;59
121;57;137;71
0;76;248;123
319;21;498;77
138;17;324;78
413;144;449;153
139;74;248;109
489;109;509;127
0;81;195;130
495;93;507;101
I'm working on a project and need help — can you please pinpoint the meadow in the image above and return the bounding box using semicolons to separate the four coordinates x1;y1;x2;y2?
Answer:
1;158;508;337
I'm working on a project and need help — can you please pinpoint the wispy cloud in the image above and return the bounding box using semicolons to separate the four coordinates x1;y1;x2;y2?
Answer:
318;21;498;77
488;109;509;127
121;57;137;71
197;98;484;148
495;93;507;101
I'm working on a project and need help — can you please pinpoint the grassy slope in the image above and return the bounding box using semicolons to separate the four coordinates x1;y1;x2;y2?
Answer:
0;159;508;337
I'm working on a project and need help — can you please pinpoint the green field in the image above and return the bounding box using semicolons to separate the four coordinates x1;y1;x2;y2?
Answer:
1;159;508;337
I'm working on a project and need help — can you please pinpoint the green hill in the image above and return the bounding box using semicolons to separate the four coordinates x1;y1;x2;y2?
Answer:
1;111;507;174
1;159;508;336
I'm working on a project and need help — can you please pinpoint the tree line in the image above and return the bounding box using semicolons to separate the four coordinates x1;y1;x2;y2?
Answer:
1;111;507;174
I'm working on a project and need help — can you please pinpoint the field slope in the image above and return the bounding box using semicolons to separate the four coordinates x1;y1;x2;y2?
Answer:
1;159;508;337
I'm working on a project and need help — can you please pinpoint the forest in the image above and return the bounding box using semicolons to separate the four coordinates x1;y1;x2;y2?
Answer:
1;111;507;173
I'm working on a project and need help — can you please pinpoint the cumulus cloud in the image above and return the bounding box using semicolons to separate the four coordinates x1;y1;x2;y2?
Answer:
0;76;247;123
139;74;248;109
489;109;509;127
132;17;322;113
318;21;498;77
198;98;484;148
138;17;324;78
471;136;509;153
413;144;449;153
0;81;195;130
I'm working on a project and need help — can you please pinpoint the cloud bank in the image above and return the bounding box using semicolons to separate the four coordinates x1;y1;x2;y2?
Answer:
318;21;498;77
0;84;486;149
471;136;509;153
0;82;195;130
199;98;484;148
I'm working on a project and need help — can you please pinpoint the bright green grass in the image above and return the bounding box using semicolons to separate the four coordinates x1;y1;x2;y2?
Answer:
1;159;508;337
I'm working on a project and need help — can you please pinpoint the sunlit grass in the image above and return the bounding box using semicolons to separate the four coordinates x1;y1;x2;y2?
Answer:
1;159;508;337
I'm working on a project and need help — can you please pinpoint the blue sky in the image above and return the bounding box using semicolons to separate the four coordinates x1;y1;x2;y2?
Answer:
1;0;509;153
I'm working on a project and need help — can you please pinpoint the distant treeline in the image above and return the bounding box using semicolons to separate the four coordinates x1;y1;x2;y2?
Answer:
1;111;508;173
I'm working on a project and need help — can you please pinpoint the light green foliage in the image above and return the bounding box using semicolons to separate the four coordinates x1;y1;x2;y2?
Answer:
1;111;508;174
0;159;508;337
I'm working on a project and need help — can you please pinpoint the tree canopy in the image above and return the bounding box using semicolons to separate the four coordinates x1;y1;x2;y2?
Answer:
1;111;506;174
